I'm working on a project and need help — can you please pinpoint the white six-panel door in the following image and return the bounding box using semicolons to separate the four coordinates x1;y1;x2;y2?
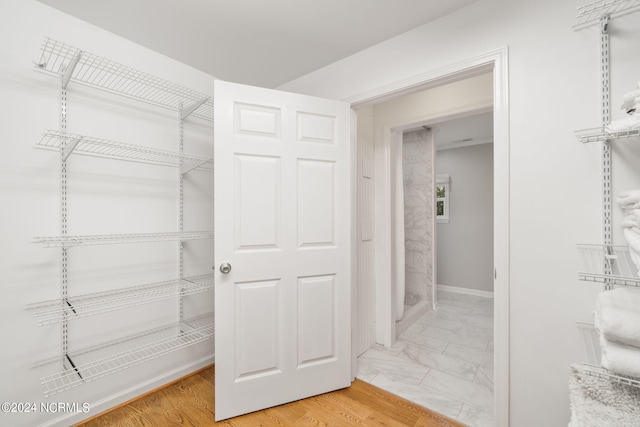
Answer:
214;80;351;421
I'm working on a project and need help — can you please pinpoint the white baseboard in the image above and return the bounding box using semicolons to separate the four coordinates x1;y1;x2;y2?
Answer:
437;284;494;298
41;355;215;427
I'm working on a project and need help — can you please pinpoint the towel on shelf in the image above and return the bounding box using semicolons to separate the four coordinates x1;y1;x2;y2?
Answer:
606;115;640;132
569;364;640;427
600;335;640;379
595;287;640;346
617;190;640;210
622;226;640;277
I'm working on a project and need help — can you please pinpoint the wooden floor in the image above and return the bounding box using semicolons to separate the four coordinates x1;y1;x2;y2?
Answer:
77;365;465;427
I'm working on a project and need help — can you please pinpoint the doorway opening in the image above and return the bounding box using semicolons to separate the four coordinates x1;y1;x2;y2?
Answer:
349;48;509;427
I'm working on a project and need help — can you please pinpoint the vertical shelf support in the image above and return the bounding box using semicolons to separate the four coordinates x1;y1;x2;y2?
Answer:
178;105;185;325
600;14;614;290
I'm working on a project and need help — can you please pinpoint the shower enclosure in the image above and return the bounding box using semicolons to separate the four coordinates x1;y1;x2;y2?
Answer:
394;127;436;333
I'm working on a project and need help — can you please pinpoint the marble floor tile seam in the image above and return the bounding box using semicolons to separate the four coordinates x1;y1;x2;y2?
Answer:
419;369;494;413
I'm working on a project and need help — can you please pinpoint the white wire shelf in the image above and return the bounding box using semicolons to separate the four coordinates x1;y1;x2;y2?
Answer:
35;37;214;122
578;244;640;287
33;231;214;249
35;313;214;397
29;274;214;326
575;127;640;143
582;363;640;389
574;0;640;30
36;130;213;174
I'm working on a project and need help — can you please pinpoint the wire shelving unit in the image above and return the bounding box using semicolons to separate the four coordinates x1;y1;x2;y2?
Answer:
37;130;213;174
574;0;640;30
30;36;215;397
35;38;214;121
33;231;214;249
573;2;640;391
30;274;214;326
35;314;214;397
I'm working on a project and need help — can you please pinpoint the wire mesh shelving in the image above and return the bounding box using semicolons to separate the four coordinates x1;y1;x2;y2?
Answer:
33;231;214;249
35;313;214;397
36;130;213;174
577;244;640;287
35;38;214;121
30;274;214;326
575;127;640;144
574;0;640;30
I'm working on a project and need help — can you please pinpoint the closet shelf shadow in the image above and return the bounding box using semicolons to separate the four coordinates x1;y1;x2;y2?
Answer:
34;313;214;397
29;273;214;326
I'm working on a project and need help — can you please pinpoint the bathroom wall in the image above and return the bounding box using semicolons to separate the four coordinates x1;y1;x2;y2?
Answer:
436;143;494;293
403;128;434;305
280;0;640;424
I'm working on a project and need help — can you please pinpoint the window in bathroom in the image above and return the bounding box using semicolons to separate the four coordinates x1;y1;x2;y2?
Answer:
436;174;450;223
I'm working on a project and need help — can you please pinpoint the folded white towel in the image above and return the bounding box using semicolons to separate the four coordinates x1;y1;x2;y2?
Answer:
606;115;640;132
600;335;640;378
595;287;640;346
617;190;640;210
569;364;640;427
623;227;640;277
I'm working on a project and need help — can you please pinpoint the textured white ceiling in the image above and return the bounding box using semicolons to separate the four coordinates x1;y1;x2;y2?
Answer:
37;0;477;88
434;112;493;151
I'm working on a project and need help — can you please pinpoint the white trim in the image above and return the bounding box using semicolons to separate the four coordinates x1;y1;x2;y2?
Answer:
347;47;510;427
350;108;359;381
437;284;494;299
395;300;430;335
41;355;214;427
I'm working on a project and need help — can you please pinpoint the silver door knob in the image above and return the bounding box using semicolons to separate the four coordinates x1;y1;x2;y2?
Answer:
220;263;232;274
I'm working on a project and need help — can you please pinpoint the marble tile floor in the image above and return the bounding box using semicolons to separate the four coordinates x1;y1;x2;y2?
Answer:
356;291;494;427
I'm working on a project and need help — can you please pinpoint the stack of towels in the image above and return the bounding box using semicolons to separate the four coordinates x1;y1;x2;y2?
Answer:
595;287;640;379
606;82;640;132
617;190;640;278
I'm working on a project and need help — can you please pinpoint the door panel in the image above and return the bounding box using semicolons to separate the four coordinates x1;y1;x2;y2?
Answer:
214;80;351;421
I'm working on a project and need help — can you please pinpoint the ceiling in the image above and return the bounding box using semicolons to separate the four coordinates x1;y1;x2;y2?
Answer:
37;0;477;88
406;111;493;151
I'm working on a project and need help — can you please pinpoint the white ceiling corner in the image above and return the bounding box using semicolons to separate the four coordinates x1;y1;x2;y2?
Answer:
36;0;478;88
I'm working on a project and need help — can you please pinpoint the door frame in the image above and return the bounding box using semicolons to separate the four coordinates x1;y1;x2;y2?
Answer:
346;47;510;427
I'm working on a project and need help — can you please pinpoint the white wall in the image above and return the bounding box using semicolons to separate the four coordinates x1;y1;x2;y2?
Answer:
281;1;640;425
436;143;494;293
0;2;215;426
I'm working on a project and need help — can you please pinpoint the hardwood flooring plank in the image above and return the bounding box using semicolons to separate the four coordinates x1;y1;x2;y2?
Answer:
77;365;466;427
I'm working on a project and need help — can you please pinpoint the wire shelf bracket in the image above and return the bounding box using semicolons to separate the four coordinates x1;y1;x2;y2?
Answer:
35;38;215;122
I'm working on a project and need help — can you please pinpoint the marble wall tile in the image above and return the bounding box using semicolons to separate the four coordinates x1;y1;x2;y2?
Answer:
404;206;428;229
405;228;427;252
